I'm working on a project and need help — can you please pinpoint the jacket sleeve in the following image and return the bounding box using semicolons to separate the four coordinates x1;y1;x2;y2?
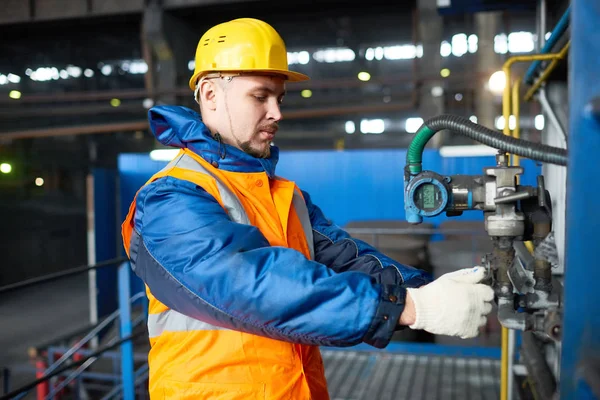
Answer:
302;190;433;288
128;176;406;348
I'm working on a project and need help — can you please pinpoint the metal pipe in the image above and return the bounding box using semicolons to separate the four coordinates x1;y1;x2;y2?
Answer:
524;6;571;84
524;41;571;101
1;121;149;140
539;0;547;50
87;173;99;349
501;326;509;400
508;329;516;400
512;78;522;167
502;53;564;139
521;331;557;399
539;88;568;144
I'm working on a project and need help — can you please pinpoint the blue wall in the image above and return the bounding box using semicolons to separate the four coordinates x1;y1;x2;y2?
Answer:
93;168;118;318
118;148;541;228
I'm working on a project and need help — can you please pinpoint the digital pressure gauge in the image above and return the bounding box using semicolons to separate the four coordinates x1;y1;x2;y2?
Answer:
405;171;450;223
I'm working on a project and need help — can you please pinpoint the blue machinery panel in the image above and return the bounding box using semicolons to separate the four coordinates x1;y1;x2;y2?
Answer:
562;0;600;398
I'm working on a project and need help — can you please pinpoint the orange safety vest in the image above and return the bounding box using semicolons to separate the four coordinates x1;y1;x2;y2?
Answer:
122;148;329;399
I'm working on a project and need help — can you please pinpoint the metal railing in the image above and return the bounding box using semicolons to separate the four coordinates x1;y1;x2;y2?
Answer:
0;260;147;400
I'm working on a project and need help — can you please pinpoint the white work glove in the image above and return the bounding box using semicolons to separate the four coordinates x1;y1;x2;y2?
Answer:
406;267;494;339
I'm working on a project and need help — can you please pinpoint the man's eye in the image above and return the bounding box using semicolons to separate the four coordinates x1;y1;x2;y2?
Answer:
254;96;267;102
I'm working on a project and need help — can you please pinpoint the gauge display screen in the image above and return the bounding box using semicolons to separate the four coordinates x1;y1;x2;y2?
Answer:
414;183;444;212
422;184;435;209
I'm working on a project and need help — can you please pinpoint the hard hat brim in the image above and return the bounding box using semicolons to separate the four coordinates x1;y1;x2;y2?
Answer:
188;69;309;91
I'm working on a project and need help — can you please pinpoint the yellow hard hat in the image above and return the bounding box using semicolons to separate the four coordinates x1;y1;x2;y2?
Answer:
188;18;309;91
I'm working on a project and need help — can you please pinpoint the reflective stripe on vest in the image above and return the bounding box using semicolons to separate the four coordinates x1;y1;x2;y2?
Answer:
147;151;314;337
148;309;226;338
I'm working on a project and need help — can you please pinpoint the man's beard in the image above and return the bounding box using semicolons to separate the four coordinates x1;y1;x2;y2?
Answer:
240;139;271;158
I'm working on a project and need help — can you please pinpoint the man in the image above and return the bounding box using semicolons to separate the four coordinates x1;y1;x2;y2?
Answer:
122;18;494;399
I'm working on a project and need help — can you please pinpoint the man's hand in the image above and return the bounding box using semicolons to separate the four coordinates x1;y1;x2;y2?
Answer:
398;267;494;339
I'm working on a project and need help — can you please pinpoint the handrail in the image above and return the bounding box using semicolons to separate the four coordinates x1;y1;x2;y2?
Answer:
43;292;145;377
0;257;127;295
11;291;145;400
42;311;150;400
0;332;144;400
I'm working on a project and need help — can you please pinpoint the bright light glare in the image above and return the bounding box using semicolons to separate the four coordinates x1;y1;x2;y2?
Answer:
345;121;356;134
405;118;424;134
440;41;452;57
358;71;371;82
150;149;179;161
535;114;545;130
0;163;12;173
451;34;468;57
360;119;385;134
495;115;516;130
488;71;506;95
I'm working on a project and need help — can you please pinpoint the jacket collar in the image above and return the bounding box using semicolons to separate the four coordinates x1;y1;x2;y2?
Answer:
148;105;279;178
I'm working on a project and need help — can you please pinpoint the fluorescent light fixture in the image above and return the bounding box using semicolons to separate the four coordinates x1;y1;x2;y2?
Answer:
508;32;535;53
440;41;452;57
468;34;478;53
7;73;21;83
313;48;355;63
150;149;179;161
451;33;468;57
288;51;310;65
345;121;356;134
360;119;385;134
494;34;508;54
535;114;545;130
440;145;498;158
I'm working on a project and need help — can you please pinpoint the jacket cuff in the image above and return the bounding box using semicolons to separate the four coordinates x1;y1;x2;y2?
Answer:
362;285;407;348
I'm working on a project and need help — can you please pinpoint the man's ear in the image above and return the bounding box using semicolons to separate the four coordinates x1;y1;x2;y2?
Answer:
197;80;218;110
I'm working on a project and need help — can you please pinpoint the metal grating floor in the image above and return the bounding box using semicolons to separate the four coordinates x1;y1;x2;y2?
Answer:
322;350;501;400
